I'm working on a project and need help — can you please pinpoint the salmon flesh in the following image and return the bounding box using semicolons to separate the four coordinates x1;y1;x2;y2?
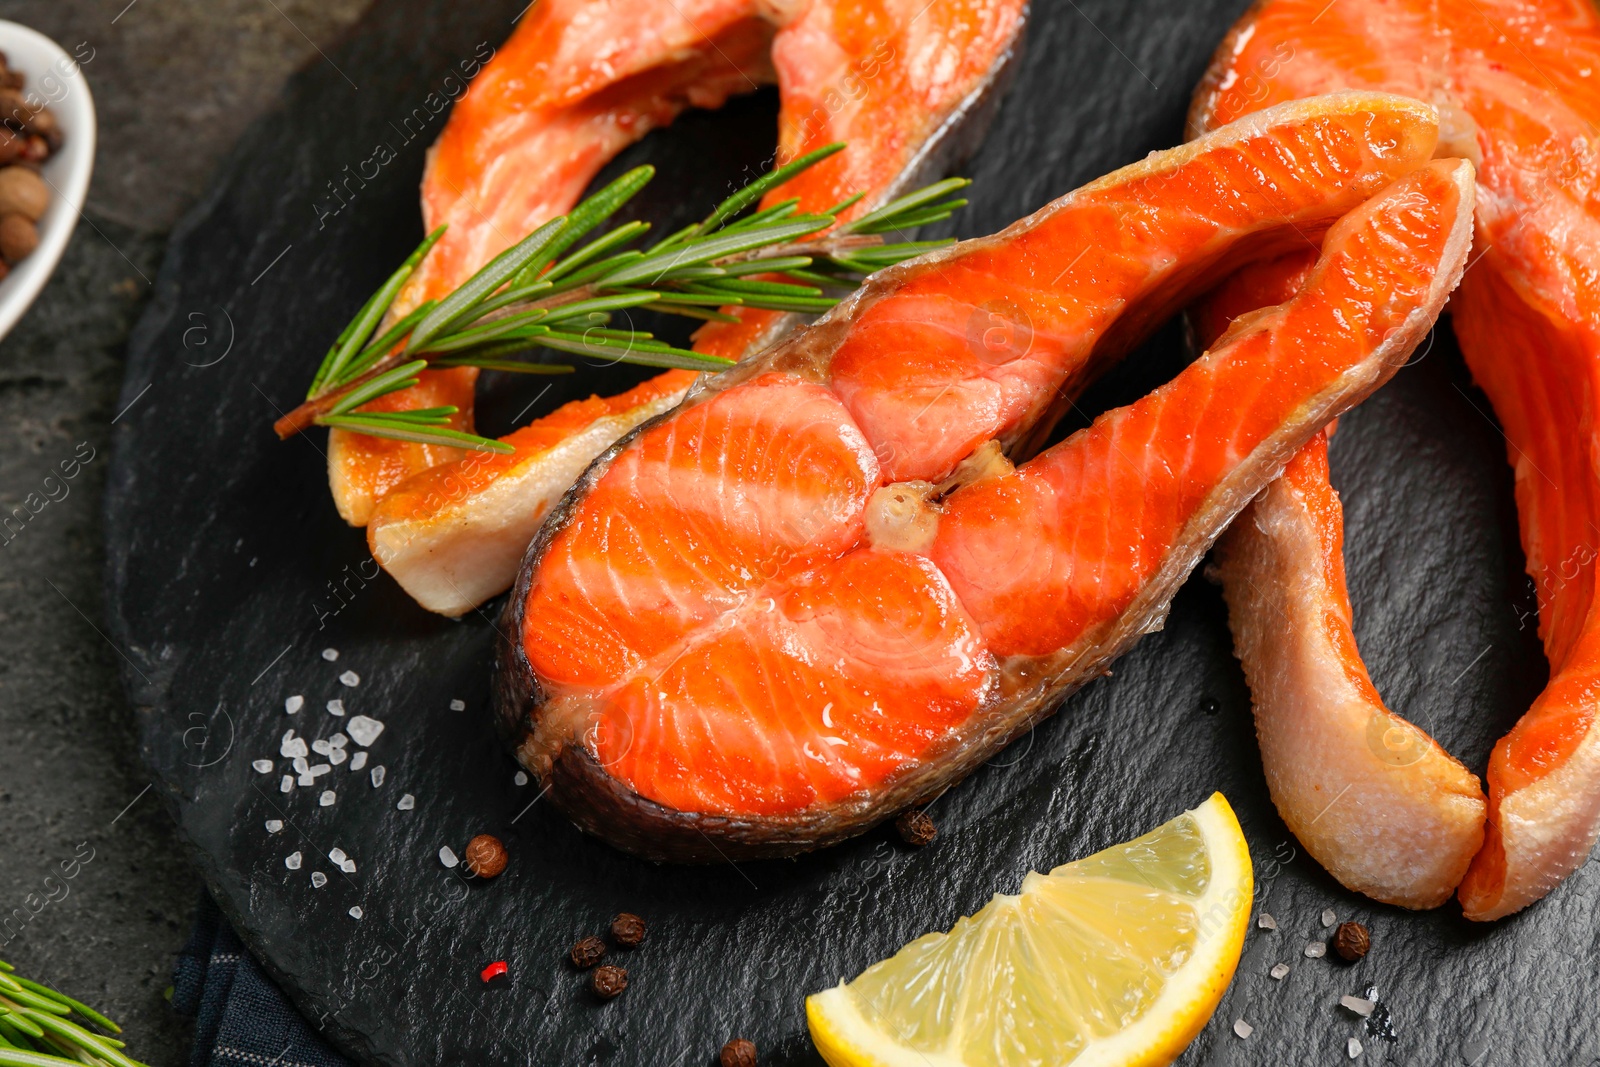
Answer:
342;0;1030;618
1195;0;1600;921
496;94;1475;861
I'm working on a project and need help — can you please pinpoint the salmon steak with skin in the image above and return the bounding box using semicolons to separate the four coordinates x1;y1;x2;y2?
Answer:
495;93;1476;861
1195;0;1600;920
1196;255;1488;909
344;0;1029;617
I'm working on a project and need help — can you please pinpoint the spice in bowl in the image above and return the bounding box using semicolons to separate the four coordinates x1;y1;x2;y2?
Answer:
591;964;628;1000
464;833;508;878
0;52;60;278
610;912;646;948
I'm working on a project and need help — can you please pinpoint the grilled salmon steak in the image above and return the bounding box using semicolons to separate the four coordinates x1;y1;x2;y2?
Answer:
496;94;1475;860
343;0;1029;617
1194;0;1600;920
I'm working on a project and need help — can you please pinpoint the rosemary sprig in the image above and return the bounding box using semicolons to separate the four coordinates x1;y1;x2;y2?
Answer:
275;143;971;452
0;959;146;1067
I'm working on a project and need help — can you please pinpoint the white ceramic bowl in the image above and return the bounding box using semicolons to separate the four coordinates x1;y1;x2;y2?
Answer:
0;20;95;343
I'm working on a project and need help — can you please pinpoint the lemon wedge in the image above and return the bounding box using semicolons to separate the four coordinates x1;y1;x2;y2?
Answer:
808;792;1253;1067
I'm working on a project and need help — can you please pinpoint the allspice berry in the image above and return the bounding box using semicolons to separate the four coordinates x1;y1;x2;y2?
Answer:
1332;921;1370;962
591;964;628;1000
569;935;606;970
0;166;47;221
895;809;937;847
610;912;646;947
0;212;36;264
720;1037;758;1067
464;834;508;879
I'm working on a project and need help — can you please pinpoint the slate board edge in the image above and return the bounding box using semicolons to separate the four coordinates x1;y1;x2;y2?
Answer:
104;13;412;1067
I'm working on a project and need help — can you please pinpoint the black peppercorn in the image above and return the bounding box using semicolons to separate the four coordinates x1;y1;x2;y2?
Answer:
720;1037;758;1067
569;935;606;969
611;912;646;947
1333;921;1370;962
895;809;937;847
592;964;628;999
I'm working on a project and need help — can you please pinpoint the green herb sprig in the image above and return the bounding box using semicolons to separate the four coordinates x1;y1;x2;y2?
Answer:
0;959;146;1067
274;143;970;452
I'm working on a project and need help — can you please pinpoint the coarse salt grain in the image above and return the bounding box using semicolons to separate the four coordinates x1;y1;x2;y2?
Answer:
1270;963;1290;980
265;820;284;834
1322;908;1338;928
322;648;339;661
329;748;349;766
1340;996;1375;1018
329;733;348;748
1233;1019;1253;1040
319;790;337;807
439;846;459;869
341;858;356;874
348;906;363;920
1348;1037;1363;1059
326;699;345;717
339;670;360;688
370;766;387;788
280;731;308;759
279;776;294;794
346;715;385;747
312;739;333;756
514;771;529;787
329;847;348;865
1305;941;1327;959
285;695;304;714
397;793;415;811
349;751;368;771
285;851;302;870
310;872;328;888
252;760;273;774
1257;911;1277;930
449;699;465;711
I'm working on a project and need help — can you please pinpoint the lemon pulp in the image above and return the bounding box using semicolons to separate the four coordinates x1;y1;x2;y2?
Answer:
808;793;1252;1067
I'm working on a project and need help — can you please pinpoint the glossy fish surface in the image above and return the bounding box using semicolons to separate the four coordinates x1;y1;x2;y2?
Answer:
1194;0;1600;920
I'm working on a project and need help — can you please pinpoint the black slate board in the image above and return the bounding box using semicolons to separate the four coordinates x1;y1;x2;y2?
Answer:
104;1;1588;1064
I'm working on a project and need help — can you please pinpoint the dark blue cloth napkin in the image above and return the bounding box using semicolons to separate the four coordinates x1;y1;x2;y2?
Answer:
172;896;352;1067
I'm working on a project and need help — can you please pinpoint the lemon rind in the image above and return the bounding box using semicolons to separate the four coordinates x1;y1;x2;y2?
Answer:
807;793;1254;1067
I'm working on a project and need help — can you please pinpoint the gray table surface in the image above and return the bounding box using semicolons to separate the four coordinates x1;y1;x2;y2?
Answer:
0;3;366;1062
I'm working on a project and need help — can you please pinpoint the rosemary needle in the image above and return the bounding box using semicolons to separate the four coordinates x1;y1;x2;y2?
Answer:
277;142;973;452
0;960;146;1067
